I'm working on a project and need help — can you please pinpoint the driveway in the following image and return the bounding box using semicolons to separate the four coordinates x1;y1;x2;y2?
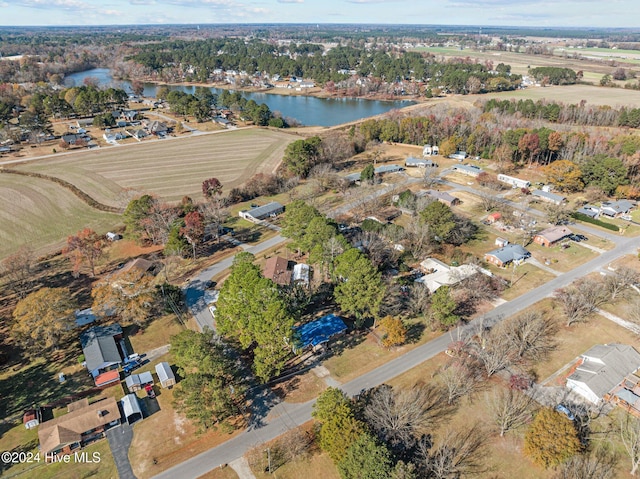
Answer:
107;423;137;479
184;234;287;332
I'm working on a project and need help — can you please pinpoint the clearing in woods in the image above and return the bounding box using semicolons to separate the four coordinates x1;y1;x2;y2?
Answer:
15;128;296;207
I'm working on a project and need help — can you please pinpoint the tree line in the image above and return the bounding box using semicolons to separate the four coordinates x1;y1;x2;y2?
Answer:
128;38;521;96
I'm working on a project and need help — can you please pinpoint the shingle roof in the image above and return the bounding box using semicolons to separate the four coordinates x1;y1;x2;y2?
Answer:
263;256;292;285
38;397;120;454
568;344;640;400
425;190;457;203
485;244;530;264
532;189;566;202
536;225;572;243
80;324;122;373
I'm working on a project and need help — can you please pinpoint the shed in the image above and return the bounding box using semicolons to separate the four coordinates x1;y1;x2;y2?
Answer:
487;212;502;224
94;369;120;388
125;371;153;392
23;410;39;429
294;314;347;352
121;394;143;425
156;362;176;389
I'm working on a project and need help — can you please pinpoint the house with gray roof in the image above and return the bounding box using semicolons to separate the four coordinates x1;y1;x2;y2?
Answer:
374;164;404;175
577;205;600;219
484;244;530;267
344;172;362;184
532;189;566;205
566;344;640;404
80;324;123;379
424;190;459;207
452;164;482;177
239;201;284;223
600;199;635;218
405;156;437;168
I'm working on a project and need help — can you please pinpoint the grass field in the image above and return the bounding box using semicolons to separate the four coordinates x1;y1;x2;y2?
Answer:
0;173;121;259
16;128;295;207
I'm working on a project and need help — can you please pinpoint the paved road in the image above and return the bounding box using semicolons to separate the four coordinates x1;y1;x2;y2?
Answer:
184;234;287;331
107;423;137;479
155;232;640;479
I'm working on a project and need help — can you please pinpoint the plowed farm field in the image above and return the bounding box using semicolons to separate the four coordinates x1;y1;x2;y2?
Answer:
0;173;120;259
16;128;295;207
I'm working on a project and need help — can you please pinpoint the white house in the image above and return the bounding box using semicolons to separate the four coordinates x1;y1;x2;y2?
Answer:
566;344;640;404
415;258;478;293
497;174;530;189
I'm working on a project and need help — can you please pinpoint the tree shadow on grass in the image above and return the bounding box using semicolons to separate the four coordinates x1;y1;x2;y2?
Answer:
405;321;426;344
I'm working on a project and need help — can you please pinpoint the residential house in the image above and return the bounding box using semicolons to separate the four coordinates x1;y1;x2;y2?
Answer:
62;133;89;145
415;258;478;293
452;164;482;177
424;190;459;207
344;172;362;184
238;201;284;222
80;324;123;382
533;226;572;247
577;205;600;218
497;174;530;189
405;156;437;168
263;256;293;286
156;362;176;389
600;199;635;218
145;120;168;136
484;244;531;267
38;397;121;457
120;257;155;277
532;189;566;205
448;151;467;161
374;164;404;175
76;118;93;128
566;344;640;404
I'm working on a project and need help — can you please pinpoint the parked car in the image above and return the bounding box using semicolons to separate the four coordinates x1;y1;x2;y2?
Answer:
568;234;582;242
144;383;156;399
576;234;588;241
555;404;575;421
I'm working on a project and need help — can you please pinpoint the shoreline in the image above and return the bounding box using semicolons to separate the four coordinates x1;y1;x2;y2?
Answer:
119;75;425;104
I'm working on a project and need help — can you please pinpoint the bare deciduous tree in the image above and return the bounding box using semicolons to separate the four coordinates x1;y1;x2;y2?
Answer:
403;220;433;259
0;245;34;297
554;278;609;327
353;231;396;270
544;203;572;225
485;387;537;437
438;360;483;405
478;191;506;212
199;197;229;244
552;447;618;479
499;311;557;362
364;383;453;454
422;166;440;188
604;267;640;300
620;413;640;476
473;333;515;377
309;163;339;192
408;283;431;321
417;422;487;478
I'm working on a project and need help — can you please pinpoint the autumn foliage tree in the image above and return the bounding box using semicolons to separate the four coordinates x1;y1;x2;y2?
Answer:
542;160;584;192
65;228;104;277
524;408;582;468
12;287;77;352
91;270;157;326
180;211;205;259
202;177;222;198
379;315;407;348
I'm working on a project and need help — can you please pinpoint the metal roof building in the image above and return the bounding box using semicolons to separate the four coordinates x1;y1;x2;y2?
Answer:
121;394;143;425
156;362;176;389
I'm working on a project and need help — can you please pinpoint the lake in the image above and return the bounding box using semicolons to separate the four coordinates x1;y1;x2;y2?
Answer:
64;68;415;127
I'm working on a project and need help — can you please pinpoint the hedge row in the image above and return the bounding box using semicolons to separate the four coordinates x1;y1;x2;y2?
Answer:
570;212;619;231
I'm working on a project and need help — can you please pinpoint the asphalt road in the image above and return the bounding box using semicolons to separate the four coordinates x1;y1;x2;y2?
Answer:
155;232;640;479
184;234;287;331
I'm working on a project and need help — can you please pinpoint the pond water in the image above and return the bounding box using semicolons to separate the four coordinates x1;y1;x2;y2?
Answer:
64;68;415;127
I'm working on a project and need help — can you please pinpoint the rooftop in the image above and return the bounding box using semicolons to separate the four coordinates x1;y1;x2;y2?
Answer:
295;314;347;351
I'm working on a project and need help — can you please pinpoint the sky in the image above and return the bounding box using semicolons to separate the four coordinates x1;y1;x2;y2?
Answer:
0;0;638;28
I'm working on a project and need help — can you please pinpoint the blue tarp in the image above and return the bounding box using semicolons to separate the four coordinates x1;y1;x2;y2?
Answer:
294;314;347;351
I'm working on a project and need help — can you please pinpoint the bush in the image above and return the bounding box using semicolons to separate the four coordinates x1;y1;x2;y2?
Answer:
570;212;619;231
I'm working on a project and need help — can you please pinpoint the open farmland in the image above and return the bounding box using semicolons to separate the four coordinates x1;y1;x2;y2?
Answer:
0;173;121;259
16;128;295;207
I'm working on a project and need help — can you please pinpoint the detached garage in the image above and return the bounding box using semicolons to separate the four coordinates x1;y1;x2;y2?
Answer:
121;394;143;425
155;362;176;389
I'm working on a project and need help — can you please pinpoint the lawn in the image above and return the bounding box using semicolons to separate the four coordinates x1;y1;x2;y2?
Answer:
128;368;244;479
0;173;121;259
251;451;340;479
0;432;116;479
126;313;185;354
197;467;240;479
324;319;434;382
16;128;295;207
528;241;597;273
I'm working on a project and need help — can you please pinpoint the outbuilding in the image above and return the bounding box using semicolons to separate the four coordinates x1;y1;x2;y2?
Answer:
239;201;284;223
155;362;176;389
121;394;143;425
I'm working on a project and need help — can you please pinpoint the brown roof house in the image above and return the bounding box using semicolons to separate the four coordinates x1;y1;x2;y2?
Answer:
263;256;293;286
533;226;572;247
38;397;121;458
